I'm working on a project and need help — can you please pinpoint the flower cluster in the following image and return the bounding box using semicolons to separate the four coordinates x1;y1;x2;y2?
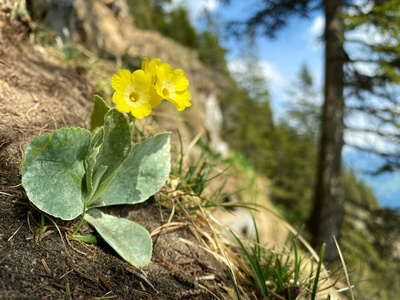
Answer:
111;58;192;119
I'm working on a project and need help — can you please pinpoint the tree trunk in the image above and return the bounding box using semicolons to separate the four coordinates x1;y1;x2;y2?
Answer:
310;0;345;261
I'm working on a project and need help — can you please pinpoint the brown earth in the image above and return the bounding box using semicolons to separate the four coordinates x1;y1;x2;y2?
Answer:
0;15;234;300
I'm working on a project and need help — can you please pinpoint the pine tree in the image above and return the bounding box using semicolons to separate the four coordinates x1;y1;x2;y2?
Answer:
222;0;400;260
344;0;400;170
287;64;321;138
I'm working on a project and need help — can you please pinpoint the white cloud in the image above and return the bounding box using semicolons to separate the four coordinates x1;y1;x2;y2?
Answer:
306;16;324;52
346;0;373;16
258;61;286;90
345;115;372;150
345;23;392;48
202;0;219;11
227;58;288;118
227;59;286;99
312;69;323;90
352;61;377;77
344;115;400;155
344;130;392;154
309;16;324;37
167;0;219;21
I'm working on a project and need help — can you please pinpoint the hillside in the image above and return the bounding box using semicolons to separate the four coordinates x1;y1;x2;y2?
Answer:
0;2;287;299
0;9;233;300
2;1;400;299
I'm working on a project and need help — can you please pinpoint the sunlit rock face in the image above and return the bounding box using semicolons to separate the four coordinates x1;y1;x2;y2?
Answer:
202;93;229;158
27;0;230;159
222;209;257;239
73;0;132;57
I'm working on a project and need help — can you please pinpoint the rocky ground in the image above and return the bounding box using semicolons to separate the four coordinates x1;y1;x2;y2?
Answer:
0;14;234;300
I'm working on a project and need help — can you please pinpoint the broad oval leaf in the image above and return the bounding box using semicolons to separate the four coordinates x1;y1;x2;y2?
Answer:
90;95;111;133
85;208;152;267
21;128;91;220
91;133;171;207
88;109;132;205
86;127;104;199
93;109;131;181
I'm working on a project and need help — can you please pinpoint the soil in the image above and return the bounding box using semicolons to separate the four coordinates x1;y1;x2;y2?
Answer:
0;16;233;300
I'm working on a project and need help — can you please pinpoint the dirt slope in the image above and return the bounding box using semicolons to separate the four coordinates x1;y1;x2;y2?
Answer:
0;15;233;300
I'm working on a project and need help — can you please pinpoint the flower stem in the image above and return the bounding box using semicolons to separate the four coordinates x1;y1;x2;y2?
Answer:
41;211;45;228
72;200;88;235
129;113;136;135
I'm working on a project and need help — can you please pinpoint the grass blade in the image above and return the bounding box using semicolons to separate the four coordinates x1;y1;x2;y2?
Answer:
311;243;326;300
231;230;268;297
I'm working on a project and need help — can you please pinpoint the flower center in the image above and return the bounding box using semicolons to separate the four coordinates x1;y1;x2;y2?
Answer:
162;88;170;98
129;91;140;103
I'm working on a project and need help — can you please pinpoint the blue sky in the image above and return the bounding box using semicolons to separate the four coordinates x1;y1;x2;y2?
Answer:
171;0;400;208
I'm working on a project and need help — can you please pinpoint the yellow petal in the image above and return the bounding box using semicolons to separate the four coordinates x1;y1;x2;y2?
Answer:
165;98;181;111
142;58;161;73
141;58;150;72
149;58;161;71
142;58;162;84
154;78;164;98
111;69;132;92
164;90;190;111
112;91;126;105
130;103;152;119
149;58;162;83
148;86;163;108
172;69;184;77
156;63;173;81
174;90;192;111
115;102;131;113
131;70;151;91
171;70;189;91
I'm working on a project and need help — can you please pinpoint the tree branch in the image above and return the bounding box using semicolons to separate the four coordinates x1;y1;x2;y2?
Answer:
346;142;400;159
345;126;400;139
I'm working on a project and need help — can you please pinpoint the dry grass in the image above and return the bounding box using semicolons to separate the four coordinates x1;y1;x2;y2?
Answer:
151;131;353;299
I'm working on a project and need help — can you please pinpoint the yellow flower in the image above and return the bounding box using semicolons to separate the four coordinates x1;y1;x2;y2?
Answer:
141;58;161;84
154;63;191;111
111;69;162;118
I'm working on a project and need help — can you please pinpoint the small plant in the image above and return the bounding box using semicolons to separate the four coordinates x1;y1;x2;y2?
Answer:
20;58;191;267
229;218;335;300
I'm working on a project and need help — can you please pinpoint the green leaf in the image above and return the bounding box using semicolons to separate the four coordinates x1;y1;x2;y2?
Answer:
86;128;104;199
85;208;152;267
88;109;132;205
20;133;52;167
91;133;171;207
90;95;110;133
21;128;91;220
73;235;101;243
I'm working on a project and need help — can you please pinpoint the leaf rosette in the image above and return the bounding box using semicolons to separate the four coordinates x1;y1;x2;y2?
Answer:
21;96;171;267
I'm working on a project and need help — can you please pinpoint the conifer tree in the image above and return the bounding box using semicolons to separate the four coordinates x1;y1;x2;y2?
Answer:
223;0;400;260
344;0;400;170
287;64;321;138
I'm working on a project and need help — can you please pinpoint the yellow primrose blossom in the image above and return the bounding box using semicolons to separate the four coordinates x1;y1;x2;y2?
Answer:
111;69;162;119
141;58;161;84
154;63;191;111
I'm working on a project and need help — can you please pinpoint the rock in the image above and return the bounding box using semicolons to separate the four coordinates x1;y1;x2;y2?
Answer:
202;92;229;158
